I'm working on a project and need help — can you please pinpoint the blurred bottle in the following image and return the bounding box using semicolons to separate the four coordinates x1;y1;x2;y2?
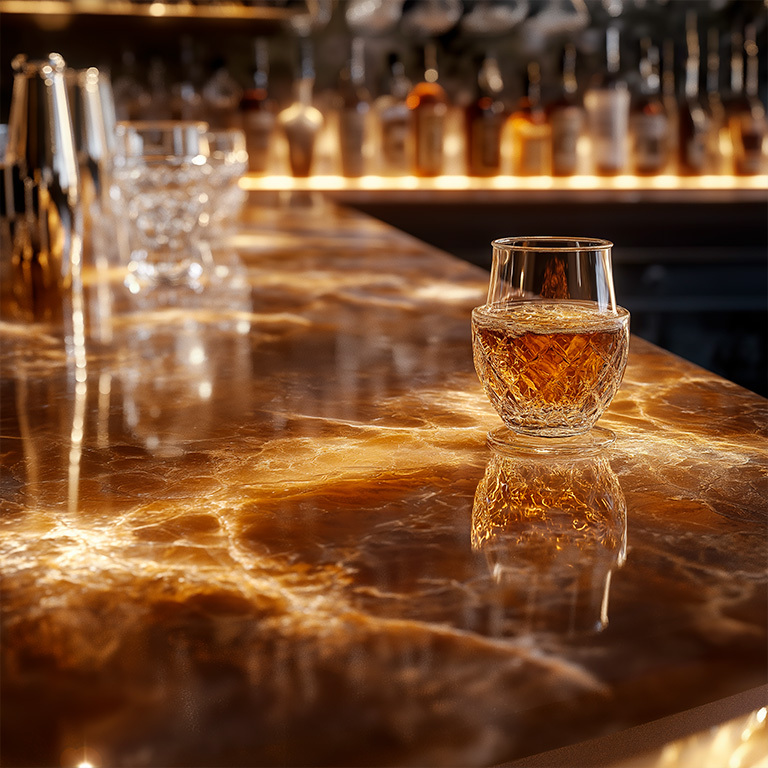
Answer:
705;26;726;173
727;25;767;176
202;58;242;129
142;58;172;119
239;37;276;174
171;37;205;121
585;26;630;175
376;53;412;175
509;61;550;176
630;38;670;175
111;50;149;120
548;44;585;177
407;42;448;177
661;38;679;165
338;37;370;178
678;12;710;175
464;52;506;177
278;39;324;177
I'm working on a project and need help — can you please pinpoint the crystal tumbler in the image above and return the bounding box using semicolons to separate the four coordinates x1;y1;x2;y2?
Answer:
112;120;211;290
472;237;630;451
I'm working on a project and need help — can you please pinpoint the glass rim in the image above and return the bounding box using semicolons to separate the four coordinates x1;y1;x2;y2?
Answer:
472;302;630;316
492;236;614;252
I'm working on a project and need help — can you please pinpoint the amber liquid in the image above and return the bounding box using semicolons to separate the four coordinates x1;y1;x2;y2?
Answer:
472;301;630;436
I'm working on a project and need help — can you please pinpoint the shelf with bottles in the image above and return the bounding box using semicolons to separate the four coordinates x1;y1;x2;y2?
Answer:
43;2;762;198
237;83;766;202
0;0;299;20
227;22;766;202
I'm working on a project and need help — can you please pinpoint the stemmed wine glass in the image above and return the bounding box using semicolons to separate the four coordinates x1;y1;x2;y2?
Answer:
471;237;630;453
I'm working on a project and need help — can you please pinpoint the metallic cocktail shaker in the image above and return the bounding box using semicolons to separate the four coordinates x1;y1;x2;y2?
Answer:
1;53;85;350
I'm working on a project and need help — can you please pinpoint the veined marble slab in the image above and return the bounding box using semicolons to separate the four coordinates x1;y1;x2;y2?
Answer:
1;195;766;767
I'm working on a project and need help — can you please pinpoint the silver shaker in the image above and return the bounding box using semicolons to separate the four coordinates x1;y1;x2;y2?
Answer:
1;52;85;352
67;65;119;342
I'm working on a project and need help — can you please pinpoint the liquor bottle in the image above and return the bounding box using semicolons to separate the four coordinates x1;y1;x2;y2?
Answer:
705;27;726;173
630;39;670;175
171;37;205;122
278;39;324;177
677;12;710;175
111;50;149;121
375;54;412;175
337;38;370;178
727;25;767;176
407;43;448;177
464;53;506;177
509;61;550;176
141;58;173;120
202;58;242;129
661;38;679;164
239;37;276;174
548;44;585;177
584;26;630;175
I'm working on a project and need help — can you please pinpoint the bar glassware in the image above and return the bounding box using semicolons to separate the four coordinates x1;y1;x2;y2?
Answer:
204;128;249;233
111;120;211;290
1;53;85;355
471;237;630;452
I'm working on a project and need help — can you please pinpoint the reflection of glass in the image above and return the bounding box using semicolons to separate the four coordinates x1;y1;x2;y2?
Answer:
471;446;627;635
471;237;629;452
118;323;215;457
204;128;249;232
111;120;211;290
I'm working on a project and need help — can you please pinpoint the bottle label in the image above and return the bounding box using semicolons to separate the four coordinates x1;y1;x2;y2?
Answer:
469;117;502;172
586;89;630;173
382;117;410;171
731;113;767;174
683;132;707;170
415;105;446;175
339;111;366;175
550;106;584;174
632;112;669;171
517;134;549;175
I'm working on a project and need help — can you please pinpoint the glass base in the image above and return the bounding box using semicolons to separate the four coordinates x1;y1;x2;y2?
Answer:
124;243;213;296
487;424;616;456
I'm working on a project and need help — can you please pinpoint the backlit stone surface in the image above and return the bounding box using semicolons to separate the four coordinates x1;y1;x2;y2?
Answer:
1;195;766;767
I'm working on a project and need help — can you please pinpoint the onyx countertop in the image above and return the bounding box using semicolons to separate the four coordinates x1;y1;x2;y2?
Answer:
1;194;766;767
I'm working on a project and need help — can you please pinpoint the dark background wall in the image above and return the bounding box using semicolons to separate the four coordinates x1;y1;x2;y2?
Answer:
348;197;768;395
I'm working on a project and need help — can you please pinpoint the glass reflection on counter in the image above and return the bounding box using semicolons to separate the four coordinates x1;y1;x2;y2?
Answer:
119;322;215;457
471;446;627;636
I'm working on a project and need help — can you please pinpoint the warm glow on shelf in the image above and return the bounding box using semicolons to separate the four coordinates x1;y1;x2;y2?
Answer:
240;173;768;194
0;0;299;19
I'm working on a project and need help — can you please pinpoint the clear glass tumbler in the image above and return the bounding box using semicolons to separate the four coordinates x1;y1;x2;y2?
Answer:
203;128;249;233
471;237;630;451
111;120;211;290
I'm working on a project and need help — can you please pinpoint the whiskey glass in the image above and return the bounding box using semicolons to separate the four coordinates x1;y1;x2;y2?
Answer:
471;237;629;452
111;120;211;290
